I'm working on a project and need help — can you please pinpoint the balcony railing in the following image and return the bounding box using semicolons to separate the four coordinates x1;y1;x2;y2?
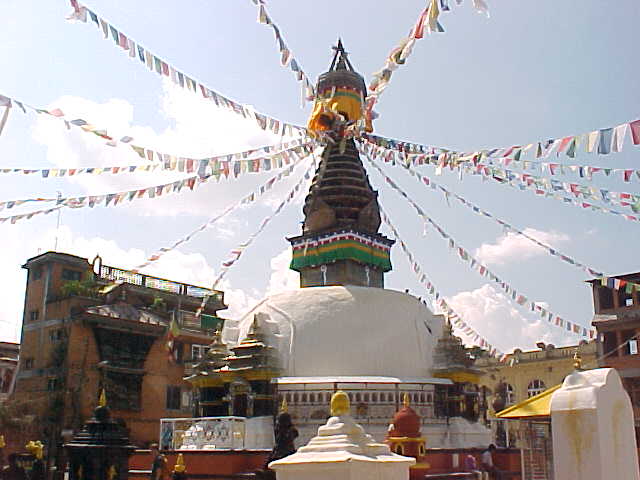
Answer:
98;265;222;301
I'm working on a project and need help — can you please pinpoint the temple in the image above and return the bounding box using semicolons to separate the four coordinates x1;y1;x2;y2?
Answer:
289;41;393;288
179;42;489;450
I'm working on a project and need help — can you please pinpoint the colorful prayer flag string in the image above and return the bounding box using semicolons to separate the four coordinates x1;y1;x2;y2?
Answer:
366;153;595;339
361;138;640;223
357;141;604;277
66;1;308;137
0;205;63;226
250;0;315;103
196;149;319;315
379;204;503;358
365;0;488;122
131;157;309;273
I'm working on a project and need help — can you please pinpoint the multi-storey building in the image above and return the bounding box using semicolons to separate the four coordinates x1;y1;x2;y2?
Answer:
11;251;227;447
475;340;597;446
589;271;640;438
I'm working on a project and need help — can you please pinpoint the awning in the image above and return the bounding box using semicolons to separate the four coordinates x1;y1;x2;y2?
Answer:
495;384;561;419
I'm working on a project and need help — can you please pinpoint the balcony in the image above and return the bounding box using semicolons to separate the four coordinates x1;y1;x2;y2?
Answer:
98;265;222;301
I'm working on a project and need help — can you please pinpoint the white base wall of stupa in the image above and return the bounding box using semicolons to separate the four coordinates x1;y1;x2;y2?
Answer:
293;418;491;450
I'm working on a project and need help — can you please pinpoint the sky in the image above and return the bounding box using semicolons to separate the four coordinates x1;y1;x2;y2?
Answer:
0;1;639;353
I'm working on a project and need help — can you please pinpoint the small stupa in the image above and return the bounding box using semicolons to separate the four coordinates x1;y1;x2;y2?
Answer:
386;394;430;480
269;391;415;480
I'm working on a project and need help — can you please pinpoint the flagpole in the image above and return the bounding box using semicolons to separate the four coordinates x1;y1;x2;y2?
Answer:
54;191;62;251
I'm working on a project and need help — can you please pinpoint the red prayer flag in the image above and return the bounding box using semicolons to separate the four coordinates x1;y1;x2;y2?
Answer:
630;120;640;145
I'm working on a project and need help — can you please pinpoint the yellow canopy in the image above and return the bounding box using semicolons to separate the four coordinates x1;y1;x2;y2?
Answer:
495;384;561;419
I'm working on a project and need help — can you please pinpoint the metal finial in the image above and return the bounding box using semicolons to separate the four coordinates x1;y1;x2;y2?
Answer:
330;391;350;416
403;392;410;408
573;349;582;370
99;389;107;407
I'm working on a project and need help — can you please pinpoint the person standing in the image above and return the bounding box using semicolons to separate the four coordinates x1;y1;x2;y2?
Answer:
149;444;167;480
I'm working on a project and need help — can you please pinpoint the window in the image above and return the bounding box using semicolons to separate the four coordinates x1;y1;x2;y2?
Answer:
49;329;63;342
62;269;82;281
597;286;614;310
47;378;59;391
191;344;210;361
29;310;39;321
394;444;404;455
618;288;634;308
24;358;34;369
166;386;181;410
527;379;546;398
603;331;618;357
506;384;515;405
31;267;42;282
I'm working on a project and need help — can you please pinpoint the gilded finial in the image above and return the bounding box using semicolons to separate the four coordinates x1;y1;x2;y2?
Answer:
280;397;288;414
173;454;186;473
107;465;117;480
330;391;350;416
99;389;107;407
0;435;5;448
403;392;410;408
573;349;582;370
25;440;43;459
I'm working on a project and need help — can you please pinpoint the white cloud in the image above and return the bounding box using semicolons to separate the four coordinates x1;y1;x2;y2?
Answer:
446;284;573;352
30;80;285;217
266;248;299;296
474;228;569;266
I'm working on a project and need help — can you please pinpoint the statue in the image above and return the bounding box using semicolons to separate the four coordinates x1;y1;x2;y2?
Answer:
257;400;299;480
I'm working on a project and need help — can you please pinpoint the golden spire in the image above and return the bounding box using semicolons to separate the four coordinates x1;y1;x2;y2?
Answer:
330;391;350;416
99;389;107;407
173;454;186;473
573;349;582;370
280;397;288;414
403;392;410;408
0;435;5;448
107;465;117;480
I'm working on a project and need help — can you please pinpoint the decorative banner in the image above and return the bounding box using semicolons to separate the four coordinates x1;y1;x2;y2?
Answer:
0;95;11;136
197;150;318;315
596;276;640;294
250;0;315;103
361;138;640;222
132;157;310;272
0;205;63;226
0;129;313;181
363;113;640;162
357;142;604;277
67;0;308;136
0;196;59;212
379;204;503;359
366;154;596;339
365;0;488;122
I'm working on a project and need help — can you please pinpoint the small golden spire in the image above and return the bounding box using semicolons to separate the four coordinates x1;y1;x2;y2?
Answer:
330;391;350;416
403;392;410;408
0;434;5;448
107;465;117;480
173;454;186;473
99;389;107;407
280;397;288;414
573;349;582;370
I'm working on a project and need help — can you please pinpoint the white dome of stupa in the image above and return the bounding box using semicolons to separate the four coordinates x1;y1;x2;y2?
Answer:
222;285;444;378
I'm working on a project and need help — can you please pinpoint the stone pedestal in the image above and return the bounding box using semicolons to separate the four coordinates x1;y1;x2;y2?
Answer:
550;368;639;480
270;392;414;480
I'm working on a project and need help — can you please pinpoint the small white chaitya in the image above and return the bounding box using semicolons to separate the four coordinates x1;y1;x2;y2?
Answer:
270;391;415;480
550;367;640;480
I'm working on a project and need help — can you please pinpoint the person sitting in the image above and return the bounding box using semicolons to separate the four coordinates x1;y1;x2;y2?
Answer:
480;444;503;480
0;454;27;480
463;453;484;479
149;444;167;480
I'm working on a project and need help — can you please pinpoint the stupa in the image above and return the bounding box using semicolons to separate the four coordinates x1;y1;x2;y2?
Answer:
217;42;489;447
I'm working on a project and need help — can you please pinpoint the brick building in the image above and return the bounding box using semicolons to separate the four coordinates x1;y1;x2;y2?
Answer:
11;251;227;447
589;272;640;437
